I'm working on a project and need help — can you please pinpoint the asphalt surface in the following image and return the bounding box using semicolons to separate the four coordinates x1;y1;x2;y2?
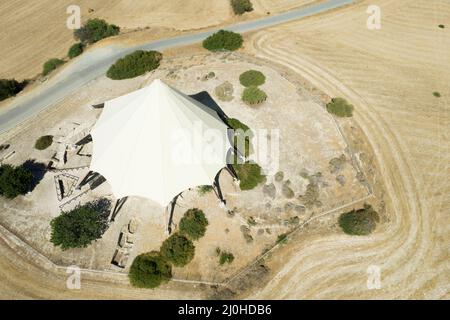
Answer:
0;0;353;135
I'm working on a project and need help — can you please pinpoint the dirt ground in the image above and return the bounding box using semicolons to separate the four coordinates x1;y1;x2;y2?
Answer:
0;0;320;80
242;0;450;299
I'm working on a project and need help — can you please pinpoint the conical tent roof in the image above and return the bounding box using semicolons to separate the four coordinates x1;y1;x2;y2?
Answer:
90;79;231;207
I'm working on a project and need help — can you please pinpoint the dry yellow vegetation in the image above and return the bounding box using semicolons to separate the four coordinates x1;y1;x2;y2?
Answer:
0;0;319;80
245;0;449;299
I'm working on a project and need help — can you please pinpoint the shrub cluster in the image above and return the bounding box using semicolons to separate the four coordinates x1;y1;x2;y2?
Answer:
326;97;354;117
0;164;33;199
106;50;163;80
34;135;53;150
232;161;265;190
128;251;172;288
129;207;210;288
239;70;266;87
50;199;110;250
42;58;65;76
219;251;235;265
160;233;195;267
198;185;213;195
74;18;120;44
338;204;379;236
68;43;84;59
231;0;254;15
179;208;209;240
242;86;267;105
203;30;243;52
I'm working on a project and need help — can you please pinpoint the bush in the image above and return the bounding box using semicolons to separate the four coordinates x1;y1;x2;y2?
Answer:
74;18;120;44
203;30;243;52
179;208;209;240
106;50;162;80
42;58;65;76
160;233;195;267
50;199;110;250
34;135;53;150
0;164;33;199
326;97;354;117
433;92;441;98
232;161;265;190
129;251;172;288
239;70;266;87
0;79;27;101
227;118;253;158
219;251;235;265
338;204;379;236
276;233;288;244
231;0;254;15
215;81;234;101
68;43;84;59
242;86;267;105
198;185;213;195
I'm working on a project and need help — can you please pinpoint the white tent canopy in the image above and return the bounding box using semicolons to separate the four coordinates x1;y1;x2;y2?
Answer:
90;79;231;207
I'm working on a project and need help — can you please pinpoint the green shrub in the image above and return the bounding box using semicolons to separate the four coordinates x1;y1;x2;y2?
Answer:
276;233;288;244
438;24;445;29
203;30;243;52
232;161;265;190
239;70;266;87
68;43;84;59
0;79;27;101
50;199;110;250
0;164;33;199
326;97;354;117
242;86;267;105
179;208;209;240
219;251;235;265
129;251;172;288
231;0;254;15
34;135;53;150
338;204;379;236
74;18;120;44
198;185;213;195
160;233;195;267
42;58;65;76
106;50;162;80
433;92;441;98
227;118;253;158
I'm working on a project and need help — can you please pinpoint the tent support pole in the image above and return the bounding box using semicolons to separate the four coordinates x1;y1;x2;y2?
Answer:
213;173;227;209
76;171;98;190
166;193;182;235
110;197;128;222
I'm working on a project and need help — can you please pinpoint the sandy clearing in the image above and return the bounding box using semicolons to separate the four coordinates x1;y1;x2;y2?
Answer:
243;0;449;299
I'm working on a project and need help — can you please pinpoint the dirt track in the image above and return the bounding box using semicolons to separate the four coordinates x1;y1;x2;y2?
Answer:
244;0;449;299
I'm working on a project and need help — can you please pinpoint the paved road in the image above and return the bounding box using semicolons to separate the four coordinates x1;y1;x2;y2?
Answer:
0;0;353;135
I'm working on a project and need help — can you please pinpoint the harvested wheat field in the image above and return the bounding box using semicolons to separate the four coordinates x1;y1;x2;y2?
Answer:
0;0;233;80
0;0;320;81
243;0;449;299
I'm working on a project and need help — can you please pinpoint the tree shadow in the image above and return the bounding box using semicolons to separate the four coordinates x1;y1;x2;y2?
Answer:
22;159;47;192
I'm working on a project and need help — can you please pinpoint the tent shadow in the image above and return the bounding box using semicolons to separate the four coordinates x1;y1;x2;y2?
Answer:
189;91;229;123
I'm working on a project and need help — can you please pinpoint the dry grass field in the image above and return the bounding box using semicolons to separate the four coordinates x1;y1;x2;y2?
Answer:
244;0;449;299
0;0;318;80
